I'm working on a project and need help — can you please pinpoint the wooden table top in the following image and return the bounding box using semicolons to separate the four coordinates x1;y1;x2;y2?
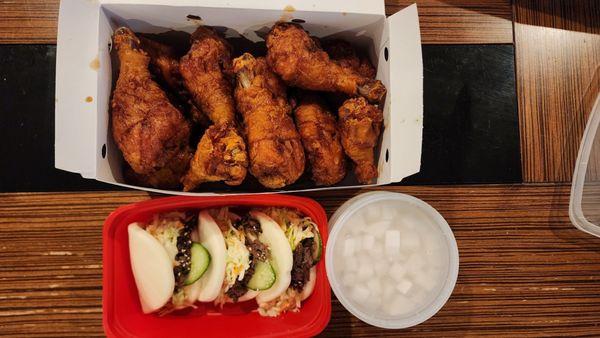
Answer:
1;0;600;337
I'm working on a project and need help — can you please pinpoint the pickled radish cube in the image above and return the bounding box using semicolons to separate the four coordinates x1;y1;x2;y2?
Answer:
400;231;421;251
362;234;376;251
343;238;356;257
373;260;386;275
348;214;367;234
405;253;425;274
370;244;384;258
368;220;391;237
357;262;374;281
350;284;370;302
364;205;382;223
384;230;401;256
362;295;382;311
389;263;407;282
381;277;397;299
396;279;413;294
366;278;382;295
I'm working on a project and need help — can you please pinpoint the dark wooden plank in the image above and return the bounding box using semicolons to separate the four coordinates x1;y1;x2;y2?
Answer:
0;0;59;44
514;0;600;182
387;0;513;44
2;184;600;336
0;0;512;45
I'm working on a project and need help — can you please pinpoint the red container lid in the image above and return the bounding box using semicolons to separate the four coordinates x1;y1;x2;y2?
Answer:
103;194;331;338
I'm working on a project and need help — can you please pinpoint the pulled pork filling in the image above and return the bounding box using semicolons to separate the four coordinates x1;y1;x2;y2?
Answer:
222;214;271;301
290;238;314;291
235;215;270;261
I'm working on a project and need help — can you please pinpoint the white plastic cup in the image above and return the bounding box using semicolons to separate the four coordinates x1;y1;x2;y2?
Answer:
326;191;459;329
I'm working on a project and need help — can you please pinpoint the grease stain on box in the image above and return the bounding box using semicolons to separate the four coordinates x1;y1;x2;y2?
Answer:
280;5;295;22
89;57;100;71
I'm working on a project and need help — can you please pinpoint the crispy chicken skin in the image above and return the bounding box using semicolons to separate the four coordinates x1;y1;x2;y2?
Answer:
338;97;383;184
323;39;376;79
179;26;236;125
182;123;248;190
111;27;191;185
266;23;385;103
139;36;210;126
293;92;346;186
232;53;305;188
139;36;183;93
124;151;192;189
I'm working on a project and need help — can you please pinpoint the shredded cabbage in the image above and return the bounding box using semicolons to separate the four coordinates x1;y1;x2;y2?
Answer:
145;216;183;264
258;288;302;317
223;227;251;291
285;219;316;250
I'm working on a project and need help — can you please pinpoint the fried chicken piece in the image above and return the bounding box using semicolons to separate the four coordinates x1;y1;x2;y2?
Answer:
139;36;210;126
182;123;248;191
179;26;236;125
232;53;305;189
266;23;386;103
111;27;191;185
338;97;383;184
178;26;249;190
323;39;376;79
293;92;346;186
125;151;192;189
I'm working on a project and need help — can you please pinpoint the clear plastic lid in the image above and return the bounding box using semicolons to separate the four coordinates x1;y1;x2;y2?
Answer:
570;68;600;237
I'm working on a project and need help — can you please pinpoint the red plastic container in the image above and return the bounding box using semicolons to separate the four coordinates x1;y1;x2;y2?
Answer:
102;195;331;338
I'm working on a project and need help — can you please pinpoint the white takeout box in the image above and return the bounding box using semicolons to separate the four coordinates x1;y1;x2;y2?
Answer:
55;0;423;195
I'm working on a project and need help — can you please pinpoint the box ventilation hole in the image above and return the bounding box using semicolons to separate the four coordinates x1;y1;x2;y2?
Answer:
102;144;107;159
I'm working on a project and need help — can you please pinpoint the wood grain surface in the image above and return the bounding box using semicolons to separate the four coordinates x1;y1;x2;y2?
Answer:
0;0;59;44
387;0;513;44
514;0;600;183
2;184;600;337
0;0;513;44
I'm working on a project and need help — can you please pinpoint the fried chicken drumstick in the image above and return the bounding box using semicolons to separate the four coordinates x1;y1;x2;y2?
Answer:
111;27;192;188
233;53;305;189
180;26;236;125
338;97;383;184
323;39;376;79
293;92;346;186
266;23;386;103
139;36;209;126
179;26;248;191
181;123;247;189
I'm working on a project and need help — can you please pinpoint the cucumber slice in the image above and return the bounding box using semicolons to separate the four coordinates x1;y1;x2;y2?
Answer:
184;243;211;286
312;229;322;265
247;260;276;291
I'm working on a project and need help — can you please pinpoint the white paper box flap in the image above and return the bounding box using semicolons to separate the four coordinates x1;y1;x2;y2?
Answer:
99;0;384;16
55;0;102;178
386;4;423;181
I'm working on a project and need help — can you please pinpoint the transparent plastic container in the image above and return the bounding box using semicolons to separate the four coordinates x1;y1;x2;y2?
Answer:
570;72;600;237
326;191;459;329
